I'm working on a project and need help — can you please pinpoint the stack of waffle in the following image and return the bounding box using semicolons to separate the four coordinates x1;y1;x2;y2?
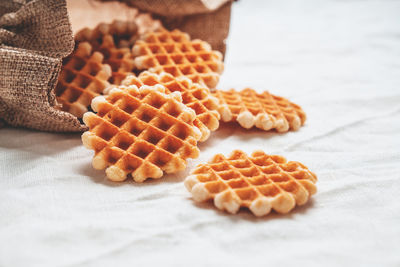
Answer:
75;19;162;85
132;29;224;89
55;16;315;217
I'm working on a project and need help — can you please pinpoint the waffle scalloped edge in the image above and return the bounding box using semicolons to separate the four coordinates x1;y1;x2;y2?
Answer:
75;19;163;85
75;20;139;49
132;29;224;89
75;17;163;49
184;150;317;216
75;20;138;85
55;42;112;118
82;84;202;182
213;88;306;132
120;71;221;141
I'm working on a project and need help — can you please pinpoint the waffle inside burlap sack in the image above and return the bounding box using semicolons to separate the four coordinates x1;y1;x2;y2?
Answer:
0;0;232;132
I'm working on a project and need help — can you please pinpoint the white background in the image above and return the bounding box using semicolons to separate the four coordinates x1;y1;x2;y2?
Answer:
1;0;400;266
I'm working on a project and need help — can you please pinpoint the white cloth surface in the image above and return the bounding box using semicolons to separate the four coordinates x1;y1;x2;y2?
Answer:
1;0;400;266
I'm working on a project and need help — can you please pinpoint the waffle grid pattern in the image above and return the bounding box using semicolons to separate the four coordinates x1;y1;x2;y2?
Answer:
122;71;220;141
133;29;224;89
98;35;136;85
82;85;201;182
213;88;306;132
75;20;140;50
75;21;138;85
55;42;111;118
184;150;317;216
75;20;163;85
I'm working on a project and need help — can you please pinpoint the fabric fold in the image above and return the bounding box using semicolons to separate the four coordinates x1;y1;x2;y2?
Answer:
0;0;83;131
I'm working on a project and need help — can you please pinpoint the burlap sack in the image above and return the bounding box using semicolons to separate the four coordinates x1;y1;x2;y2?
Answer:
0;0;85;132
0;0;232;132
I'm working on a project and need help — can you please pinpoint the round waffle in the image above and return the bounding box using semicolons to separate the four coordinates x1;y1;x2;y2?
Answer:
213;88;306;132
132;29;224;89
55;42;111;118
121;71;220;141
82;84;201;182
184;150;317;216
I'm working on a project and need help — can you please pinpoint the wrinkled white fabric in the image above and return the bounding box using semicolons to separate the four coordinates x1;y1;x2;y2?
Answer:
1;0;400;266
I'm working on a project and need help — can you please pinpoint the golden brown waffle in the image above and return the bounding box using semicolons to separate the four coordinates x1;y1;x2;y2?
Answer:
75;19;163;85
75;17;163;49
55;42;112;118
97;35;136;85
82;84;202;182
75;20;139;50
212;88;306;132
184;150;317;216
75;20;138;85
133;29;224;89
121;71;220;141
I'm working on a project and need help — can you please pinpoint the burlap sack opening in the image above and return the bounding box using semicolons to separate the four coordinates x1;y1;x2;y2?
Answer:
0;0;232;132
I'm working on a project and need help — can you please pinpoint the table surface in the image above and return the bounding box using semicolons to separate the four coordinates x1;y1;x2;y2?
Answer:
1;0;400;266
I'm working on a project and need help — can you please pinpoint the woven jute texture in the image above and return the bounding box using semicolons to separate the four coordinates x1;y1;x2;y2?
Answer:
0;0;85;132
0;0;232;132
